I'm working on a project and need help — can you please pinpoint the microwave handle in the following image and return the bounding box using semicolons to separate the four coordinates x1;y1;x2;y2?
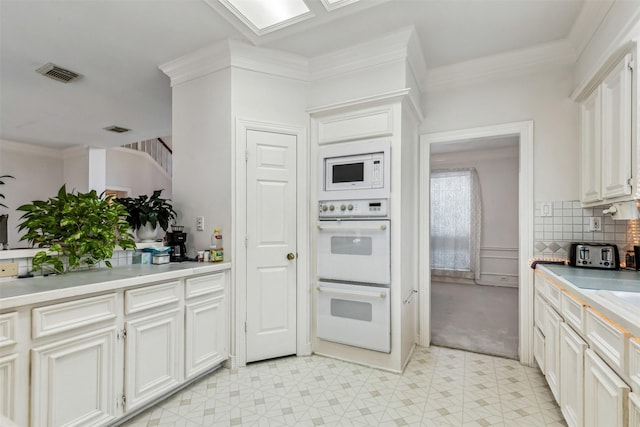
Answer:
317;224;387;231
316;285;387;299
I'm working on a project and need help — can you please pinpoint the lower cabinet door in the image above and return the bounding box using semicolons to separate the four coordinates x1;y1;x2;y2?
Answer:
534;326;546;374
544;304;562;403
584;348;630;427
31;327;118;427
125;308;182;412
185;294;227;379
560;323;587;427
631;393;640;427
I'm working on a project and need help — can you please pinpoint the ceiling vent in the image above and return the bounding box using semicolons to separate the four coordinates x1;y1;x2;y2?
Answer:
103;126;131;134
36;63;80;83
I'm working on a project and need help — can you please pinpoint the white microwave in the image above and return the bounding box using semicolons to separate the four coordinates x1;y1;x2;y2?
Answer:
319;140;390;200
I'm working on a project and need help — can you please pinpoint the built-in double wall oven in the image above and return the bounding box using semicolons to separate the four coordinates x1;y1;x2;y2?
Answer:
316;198;391;353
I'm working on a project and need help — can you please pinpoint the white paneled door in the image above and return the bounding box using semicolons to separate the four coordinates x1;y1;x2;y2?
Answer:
246;129;297;363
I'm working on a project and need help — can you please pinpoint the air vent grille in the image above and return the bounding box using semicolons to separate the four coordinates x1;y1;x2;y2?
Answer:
104;126;131;134
36;63;80;83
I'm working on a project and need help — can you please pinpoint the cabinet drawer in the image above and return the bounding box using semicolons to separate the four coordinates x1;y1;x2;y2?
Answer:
545;279;562;311
185;273;225;300
0;312;17;349
534;272;546;296
125;281;180;315
32;293;117;339
630;338;640;391
585;307;630;372
561;291;587;334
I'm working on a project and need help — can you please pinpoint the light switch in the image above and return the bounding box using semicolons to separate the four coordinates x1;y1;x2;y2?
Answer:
196;216;204;231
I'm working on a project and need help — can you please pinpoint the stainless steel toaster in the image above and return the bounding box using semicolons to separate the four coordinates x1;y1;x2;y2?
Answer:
569;242;620;270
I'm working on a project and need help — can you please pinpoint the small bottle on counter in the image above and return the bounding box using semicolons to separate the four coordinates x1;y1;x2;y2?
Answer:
210;228;224;262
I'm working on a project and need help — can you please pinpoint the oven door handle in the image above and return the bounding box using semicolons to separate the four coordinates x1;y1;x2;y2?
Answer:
317;224;387;231
316;285;387;299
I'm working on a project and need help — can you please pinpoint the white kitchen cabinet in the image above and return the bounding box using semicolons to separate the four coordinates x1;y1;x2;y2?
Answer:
584;348;630;427
560;322;588;427
580;86;602;203
184;272;228;380
601;54;633;199
579;53;634;204
31;326;118;427
0;353;18;422
124;307;182;412
544;303;563;403
534;325;546;374
631;393;640;427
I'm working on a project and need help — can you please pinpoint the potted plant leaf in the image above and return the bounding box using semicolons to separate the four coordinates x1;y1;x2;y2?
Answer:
17;185;136;274
116;190;177;242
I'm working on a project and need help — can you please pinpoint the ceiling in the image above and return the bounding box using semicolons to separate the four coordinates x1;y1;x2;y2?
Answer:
0;0;605;150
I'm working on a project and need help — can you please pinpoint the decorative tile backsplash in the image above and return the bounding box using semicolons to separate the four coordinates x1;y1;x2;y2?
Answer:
534;200;640;261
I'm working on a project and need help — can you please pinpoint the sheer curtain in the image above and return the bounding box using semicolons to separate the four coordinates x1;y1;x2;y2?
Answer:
430;168;482;281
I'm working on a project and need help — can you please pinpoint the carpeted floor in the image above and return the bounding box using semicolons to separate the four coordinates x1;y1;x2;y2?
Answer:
431;280;519;359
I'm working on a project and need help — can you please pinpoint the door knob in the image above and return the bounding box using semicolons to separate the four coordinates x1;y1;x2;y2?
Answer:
287;252;296;260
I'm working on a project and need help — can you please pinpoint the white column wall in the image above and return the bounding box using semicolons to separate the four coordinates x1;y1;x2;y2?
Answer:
171;68;232;258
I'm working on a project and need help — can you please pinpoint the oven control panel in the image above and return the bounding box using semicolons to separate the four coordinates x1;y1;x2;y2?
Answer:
318;199;388;218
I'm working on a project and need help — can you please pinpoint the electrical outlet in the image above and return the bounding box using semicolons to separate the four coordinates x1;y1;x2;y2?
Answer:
589;217;601;231
196;216;204;231
0;262;18;278
541;203;552;217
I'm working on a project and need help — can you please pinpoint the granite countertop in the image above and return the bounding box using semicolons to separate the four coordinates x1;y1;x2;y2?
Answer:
537;264;640;337
0;262;231;309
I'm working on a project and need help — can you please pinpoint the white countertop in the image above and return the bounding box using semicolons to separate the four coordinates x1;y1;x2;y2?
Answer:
0;262;231;309
538;264;640;337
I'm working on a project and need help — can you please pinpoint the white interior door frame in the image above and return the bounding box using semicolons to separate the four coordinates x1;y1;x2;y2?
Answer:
418;120;535;366
233;118;310;368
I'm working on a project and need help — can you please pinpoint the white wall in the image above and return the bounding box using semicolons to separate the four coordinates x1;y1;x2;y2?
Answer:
0;140;65;247
422;67;579;202
171;68;231;257
106;147;172;199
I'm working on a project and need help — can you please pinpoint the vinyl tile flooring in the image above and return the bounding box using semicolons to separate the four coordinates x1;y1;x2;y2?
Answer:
119;346;566;427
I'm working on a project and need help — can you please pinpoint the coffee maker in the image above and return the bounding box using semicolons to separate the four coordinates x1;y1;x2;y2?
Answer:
166;225;188;262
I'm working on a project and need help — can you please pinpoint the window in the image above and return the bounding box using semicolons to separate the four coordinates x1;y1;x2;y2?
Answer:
430;168;482;281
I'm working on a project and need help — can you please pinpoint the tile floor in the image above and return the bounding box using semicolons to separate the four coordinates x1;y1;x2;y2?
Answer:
120;346;566;427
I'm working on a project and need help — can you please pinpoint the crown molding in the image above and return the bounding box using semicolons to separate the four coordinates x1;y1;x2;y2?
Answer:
159;39;309;86
307;88;410;115
227;40;309;81
568;0;615;60
159;41;232;87
425;39;576;92
309;26;418;81
1;140;64;159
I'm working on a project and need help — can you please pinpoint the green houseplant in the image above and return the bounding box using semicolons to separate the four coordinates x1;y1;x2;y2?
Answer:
116;190;177;242
17;185;136;274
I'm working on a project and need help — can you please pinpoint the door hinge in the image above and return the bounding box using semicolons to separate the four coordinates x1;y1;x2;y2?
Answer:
117;328;127;340
628;60;634;71
245;151;249;162
245;322;247;332
245;236;248;247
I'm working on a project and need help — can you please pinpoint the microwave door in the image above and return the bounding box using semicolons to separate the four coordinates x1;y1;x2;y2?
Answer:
325;154;373;191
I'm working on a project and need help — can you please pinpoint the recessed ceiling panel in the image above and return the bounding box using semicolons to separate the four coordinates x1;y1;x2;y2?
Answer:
321;0;361;12
219;0;312;34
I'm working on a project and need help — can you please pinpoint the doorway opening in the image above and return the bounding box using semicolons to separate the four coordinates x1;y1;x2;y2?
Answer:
429;136;519;359
418;121;535;365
